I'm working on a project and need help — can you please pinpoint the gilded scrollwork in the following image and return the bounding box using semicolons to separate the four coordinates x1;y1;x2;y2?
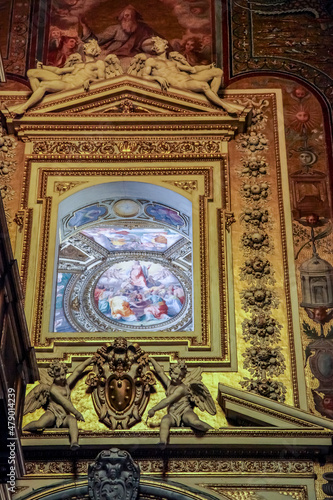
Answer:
13;212;24;229
54;182;87;196
0;125;17;217
24;458;313;475
206;486;307;500
224;211;236;231
32;139;221;157
165;180;198;193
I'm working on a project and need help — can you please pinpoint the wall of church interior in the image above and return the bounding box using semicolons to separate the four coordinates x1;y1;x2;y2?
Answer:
0;0;332;499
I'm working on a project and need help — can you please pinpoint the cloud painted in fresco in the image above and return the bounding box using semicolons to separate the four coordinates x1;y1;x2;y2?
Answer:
52;0;107;27
158;0;211;33
52;0;211;37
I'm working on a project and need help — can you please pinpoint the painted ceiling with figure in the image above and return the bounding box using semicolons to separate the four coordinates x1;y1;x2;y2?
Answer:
0;0;333;500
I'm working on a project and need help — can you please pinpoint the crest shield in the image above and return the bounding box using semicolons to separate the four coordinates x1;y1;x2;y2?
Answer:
107;374;135;413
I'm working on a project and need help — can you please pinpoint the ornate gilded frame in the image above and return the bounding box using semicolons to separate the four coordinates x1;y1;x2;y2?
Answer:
4;80;249;368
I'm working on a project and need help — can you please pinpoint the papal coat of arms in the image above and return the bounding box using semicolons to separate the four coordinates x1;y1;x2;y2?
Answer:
86;338;156;429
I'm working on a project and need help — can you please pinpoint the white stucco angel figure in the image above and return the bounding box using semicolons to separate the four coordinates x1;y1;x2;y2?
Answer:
23;357;94;450
148;358;216;446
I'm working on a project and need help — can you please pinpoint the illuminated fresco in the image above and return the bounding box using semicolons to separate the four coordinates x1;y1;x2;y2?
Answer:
82;226;183;252
68;204;107;228
95;260;185;327
52;186;193;333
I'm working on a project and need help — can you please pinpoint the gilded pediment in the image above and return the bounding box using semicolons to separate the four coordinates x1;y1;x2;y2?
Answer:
2;75;250;134
218;384;333;431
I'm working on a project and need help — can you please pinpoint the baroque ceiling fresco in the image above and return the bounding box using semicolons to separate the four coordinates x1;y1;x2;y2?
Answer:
0;0;333;499
54;183;192;333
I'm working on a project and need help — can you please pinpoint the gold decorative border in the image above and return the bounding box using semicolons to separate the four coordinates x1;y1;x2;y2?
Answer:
205;484;308;500
218;159;232;359
19;124;235;134
271;93;299;407
199;195;209;346
218;209;228;358
62;93;192;114
219;394;314;427
30;137;224;160
24;458;313;476
32;196;52;345
17;208;32;297
21;428;331;438
20;160;232;359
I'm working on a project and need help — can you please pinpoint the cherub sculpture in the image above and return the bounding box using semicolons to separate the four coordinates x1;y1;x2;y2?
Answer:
105;54;124;79
141;37;245;115
127;53;147;77
148;358;216;446
23;357;94;450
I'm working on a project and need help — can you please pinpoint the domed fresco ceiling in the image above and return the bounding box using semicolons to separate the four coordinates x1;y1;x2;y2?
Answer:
53;182;193;333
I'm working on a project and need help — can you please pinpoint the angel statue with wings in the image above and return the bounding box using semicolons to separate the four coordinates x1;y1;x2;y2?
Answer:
147;358;216;445
23;357;95;450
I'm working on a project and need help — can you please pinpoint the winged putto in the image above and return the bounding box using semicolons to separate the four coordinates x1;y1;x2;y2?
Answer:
23;357;94;449
148;358;216;445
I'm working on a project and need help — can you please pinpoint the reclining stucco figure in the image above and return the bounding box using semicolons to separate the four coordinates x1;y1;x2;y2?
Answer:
142;37;244;115
13;39;105;115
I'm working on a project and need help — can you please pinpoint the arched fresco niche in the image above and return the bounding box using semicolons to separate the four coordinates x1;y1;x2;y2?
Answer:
51;181;193;333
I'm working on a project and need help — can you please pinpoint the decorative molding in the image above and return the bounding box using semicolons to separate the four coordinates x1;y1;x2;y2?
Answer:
20;208;33;297
13;212;24;229
32;139;222;159
54;182;87;196
165;180;198;193
32;197;52;345
21;162;225;357
224;211;236;231
205;485;308;500
24;458;313;476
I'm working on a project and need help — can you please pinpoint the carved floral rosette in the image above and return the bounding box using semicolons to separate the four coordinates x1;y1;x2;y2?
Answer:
86;339;155;429
88;448;140;500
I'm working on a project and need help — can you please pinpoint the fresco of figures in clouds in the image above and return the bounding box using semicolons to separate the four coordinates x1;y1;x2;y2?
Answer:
94;260;186;327
82;227;184;252
48;0;213;67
